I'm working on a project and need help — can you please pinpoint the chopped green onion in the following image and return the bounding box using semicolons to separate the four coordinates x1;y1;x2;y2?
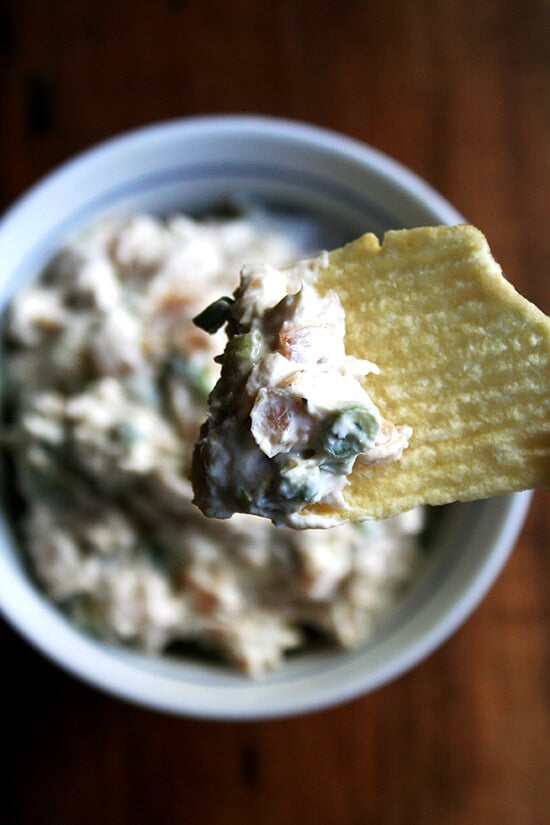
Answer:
113;422;139;446
279;478;318;503
238;488;252;508
165;353;212;400
224;330;263;363
321;405;380;459
278;464;320;503
193;296;235;333
146;542;167;570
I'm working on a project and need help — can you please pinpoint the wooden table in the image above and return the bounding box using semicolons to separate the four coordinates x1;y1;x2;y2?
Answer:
1;1;548;823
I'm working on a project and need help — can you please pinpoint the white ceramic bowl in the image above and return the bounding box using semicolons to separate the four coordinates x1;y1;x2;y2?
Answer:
0;116;531;719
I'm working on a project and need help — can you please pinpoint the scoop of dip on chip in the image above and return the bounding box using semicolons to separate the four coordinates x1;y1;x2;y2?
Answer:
192;225;550;528
192;256;412;527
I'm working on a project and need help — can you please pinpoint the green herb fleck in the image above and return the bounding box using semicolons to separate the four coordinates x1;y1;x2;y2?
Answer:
321;405;380;459
113;422;139;446
193;296;235;333
165;353;212;400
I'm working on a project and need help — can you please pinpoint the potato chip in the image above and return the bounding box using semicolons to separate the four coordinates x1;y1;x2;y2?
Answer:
192;224;549;526
306;225;550;521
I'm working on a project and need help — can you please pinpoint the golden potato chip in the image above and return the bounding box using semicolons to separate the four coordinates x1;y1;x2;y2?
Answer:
306;224;550;521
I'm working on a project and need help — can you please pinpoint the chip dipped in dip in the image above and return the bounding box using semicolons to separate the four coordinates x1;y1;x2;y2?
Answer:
193;225;550;529
192;255;412;528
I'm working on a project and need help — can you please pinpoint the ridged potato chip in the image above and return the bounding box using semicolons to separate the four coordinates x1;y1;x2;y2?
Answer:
193;224;549;526
306;224;550;521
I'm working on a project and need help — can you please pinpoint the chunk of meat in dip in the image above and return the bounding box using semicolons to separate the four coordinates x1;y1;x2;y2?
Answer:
192;254;412;528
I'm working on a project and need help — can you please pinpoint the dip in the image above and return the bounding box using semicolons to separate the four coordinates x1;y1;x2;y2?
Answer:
2;211;424;675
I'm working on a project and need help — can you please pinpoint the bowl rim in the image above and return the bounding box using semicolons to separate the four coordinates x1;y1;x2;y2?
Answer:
0;114;463;230
0;492;531;720
0;115;531;719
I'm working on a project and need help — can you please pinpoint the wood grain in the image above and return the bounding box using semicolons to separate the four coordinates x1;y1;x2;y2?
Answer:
1;1;548;823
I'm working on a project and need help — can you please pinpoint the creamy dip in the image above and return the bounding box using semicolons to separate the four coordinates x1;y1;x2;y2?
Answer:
2;211;424;675
193;256;412;527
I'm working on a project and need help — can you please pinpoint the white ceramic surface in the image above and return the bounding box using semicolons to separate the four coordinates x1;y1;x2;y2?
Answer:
0;116;531;719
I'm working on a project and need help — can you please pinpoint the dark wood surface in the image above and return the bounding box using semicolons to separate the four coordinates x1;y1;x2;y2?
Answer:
1;1;548;823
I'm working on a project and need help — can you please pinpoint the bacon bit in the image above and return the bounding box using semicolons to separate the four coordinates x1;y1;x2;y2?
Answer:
263;397;293;433
156;293;194;319
194;588;219;614
174;327;211;353
279;325;335;362
178;570;219;614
